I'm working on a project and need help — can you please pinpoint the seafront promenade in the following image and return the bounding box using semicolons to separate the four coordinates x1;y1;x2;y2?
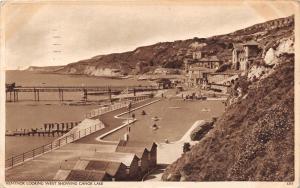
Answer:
6;89;226;181
5;96;159;180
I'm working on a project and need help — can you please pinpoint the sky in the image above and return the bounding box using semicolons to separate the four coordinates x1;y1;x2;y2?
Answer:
2;1;296;70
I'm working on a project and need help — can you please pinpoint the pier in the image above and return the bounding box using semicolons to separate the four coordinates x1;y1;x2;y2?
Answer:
5;84;158;102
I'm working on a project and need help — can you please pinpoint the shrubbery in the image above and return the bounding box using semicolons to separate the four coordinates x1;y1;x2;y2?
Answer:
190;121;214;141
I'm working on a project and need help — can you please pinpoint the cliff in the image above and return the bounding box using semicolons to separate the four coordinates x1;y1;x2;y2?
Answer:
26;65;64;72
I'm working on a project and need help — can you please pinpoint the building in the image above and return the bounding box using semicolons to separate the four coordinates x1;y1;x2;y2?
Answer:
82;152;140;181
186;67;214;88
153;67;179;75
85;160;128;181
232;41;260;71
156;78;172;89
116;141;150;174
116;140;157;169
185;56;223;72
54;159;128;181
192;51;209;60
54;169;112;181
184;55;224;88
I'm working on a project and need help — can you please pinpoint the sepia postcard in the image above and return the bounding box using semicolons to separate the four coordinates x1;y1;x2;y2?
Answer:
0;0;299;187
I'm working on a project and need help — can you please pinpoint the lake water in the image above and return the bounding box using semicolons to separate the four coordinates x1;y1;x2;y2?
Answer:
103;99;225;142
5;71;149;159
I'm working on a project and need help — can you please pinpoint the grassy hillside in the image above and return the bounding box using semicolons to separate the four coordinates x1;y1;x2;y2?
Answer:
46;16;293;76
162;54;294;181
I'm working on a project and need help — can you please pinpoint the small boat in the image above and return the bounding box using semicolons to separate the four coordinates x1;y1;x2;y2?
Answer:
152;124;158;130
168;106;180;109
152;116;160;121
201;108;211;112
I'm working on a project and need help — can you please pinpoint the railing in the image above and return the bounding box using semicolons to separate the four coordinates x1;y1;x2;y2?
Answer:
5;122;104;169
85;95;151;119
5;95;151;169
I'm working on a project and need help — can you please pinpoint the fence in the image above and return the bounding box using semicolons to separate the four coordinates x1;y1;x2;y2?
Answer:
85;95;151;119
5;122;104;169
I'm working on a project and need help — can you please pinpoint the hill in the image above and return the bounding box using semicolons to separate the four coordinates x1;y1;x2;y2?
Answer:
161;50;294;181
29;16;294;77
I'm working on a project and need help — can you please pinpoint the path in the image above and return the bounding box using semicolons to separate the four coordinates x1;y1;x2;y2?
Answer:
75;98;157;144
95;99;161;143
5;143;117;181
156;120;205;164
144;120;206;181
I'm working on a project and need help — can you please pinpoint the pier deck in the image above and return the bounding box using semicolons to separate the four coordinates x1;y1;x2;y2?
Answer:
5;85;158;102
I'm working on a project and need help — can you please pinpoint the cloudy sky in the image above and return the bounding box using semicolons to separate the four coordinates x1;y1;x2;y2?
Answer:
2;1;296;70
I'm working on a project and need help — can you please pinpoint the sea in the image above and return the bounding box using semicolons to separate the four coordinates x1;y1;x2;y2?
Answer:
5;70;150;159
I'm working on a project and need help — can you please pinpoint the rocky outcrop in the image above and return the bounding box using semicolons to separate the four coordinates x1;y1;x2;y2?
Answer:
264;37;294;66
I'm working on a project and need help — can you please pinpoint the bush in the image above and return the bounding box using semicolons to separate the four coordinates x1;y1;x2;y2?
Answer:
183;142;191;153
190;121;214;141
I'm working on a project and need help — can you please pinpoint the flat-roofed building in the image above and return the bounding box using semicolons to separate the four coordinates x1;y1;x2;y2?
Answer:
56;159;128;181
54;169;111;181
85;160;128;181
82;152;140;180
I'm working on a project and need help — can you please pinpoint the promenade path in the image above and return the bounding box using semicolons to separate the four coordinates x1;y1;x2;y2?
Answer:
5;143;117;181
75;98;157;144
144;120;206;181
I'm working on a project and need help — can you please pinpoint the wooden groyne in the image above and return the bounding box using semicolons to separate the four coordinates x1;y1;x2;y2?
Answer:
5;121;105;169
5;122;81;137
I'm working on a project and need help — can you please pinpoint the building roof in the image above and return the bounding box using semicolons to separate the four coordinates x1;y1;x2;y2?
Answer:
66;170;108;181
243;41;259;46
59;160;79;170
189;67;215;73
188;55;221;62
85;160;123;176
232;43;243;51
81;152;138;167
209;56;220;61
117;140;157;152
116;146;147;159
53;170;71;181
